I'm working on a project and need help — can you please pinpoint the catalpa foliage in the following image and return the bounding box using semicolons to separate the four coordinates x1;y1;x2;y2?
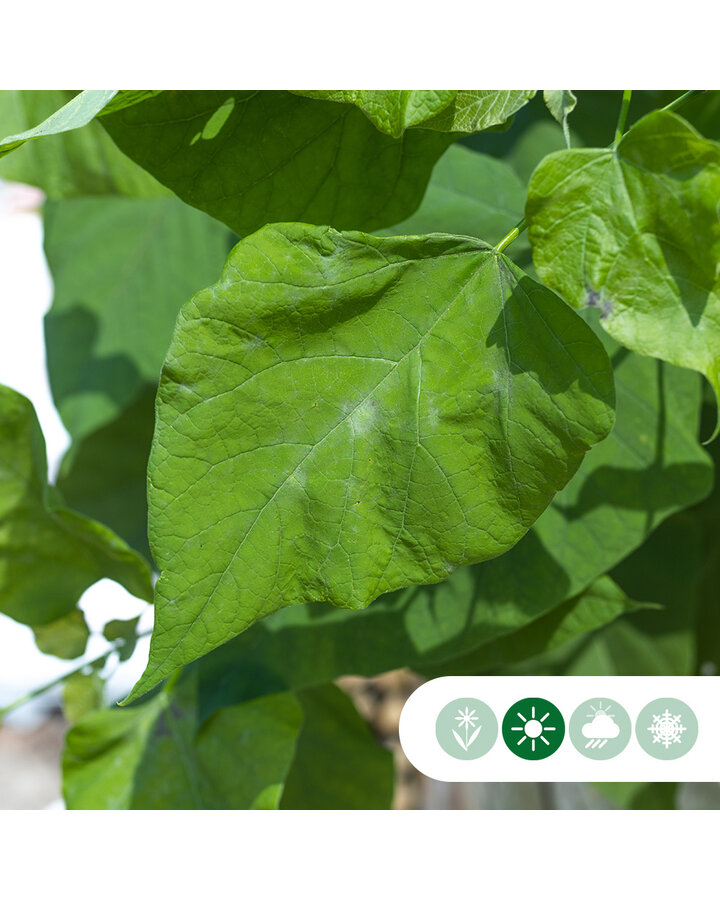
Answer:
0;89;716;810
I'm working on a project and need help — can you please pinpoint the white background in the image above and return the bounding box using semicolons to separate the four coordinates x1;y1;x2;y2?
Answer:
0;5;718;893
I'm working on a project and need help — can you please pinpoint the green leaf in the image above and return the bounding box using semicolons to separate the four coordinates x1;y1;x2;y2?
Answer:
543;90;576;147
63;683;303;809
506;120;578;184
280;684;394;809
607;511;703;675
417;91;536;134
130;691;302;810
423;577;645;676
62;698;163;809
44;195;230;442
296;91;535;139
694;417;720;671
567;617;692;677
33;609;90;660
128;223;615;701
377;144;526;246
101;91;457;235
48;142;524;572
55;386;157;561
0;384;153;631
191;319;710;716
63;677;390;809
63;669;105;724
0;90;117;157
527;109;720;428
521;319;711;604
43;195;230;563
103;616;141;662
516;510;705;677
0;90;164;197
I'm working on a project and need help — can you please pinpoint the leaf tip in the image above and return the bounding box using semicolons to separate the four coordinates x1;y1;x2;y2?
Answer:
119;663;165;706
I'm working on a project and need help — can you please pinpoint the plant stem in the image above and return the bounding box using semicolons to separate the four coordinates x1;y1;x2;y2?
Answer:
662;90;697;112
0;650;112;720
613;90;632;147
495;218;527;253
0;628;153;721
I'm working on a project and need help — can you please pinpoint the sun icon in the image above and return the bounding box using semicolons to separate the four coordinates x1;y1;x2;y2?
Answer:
510;704;557;752
502;698;565;759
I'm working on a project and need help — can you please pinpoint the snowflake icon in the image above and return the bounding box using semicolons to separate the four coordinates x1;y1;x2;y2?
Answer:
648;708;687;749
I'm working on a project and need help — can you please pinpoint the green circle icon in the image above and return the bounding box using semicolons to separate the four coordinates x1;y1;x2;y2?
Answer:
502;698;565;759
435;698;498;760
635;698;698;760
569;697;631;760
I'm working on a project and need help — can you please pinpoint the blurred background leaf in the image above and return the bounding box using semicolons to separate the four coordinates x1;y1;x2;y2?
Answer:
0;384;152;644
43;195;231;561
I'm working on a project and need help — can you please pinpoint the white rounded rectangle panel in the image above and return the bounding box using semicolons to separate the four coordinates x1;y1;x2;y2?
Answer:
399;676;718;782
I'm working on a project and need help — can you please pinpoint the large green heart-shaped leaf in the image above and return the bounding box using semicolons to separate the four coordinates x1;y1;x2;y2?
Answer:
49;145;518;574
527;109;720;426
127;224;615;701
101;91;456;236
0;384;153;632
296;91;535;138
190;319;710;716
0;90;164;197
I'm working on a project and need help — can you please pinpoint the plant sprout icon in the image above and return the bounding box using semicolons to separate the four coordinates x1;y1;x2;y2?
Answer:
582;701;619;749
510;704;557;752
453;706;481;752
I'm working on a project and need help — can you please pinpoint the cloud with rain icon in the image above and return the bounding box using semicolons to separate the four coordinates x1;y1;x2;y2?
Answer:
582;702;620;749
